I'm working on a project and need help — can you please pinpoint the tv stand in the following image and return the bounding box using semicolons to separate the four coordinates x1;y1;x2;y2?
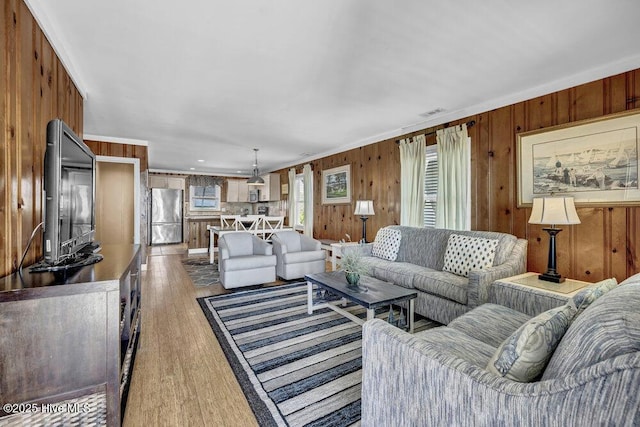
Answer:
0;244;141;426
78;241;102;254
29;252;103;273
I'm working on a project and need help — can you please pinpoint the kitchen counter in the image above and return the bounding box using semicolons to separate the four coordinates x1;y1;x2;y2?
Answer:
186;216;221;252
185;215;221;220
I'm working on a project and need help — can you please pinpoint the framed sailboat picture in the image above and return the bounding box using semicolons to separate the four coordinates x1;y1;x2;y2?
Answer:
517;109;640;207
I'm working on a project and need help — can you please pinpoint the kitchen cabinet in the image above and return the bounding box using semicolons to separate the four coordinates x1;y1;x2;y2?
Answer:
226;179;249;202
259;173;281;201
167;177;185;190
149;175;185;190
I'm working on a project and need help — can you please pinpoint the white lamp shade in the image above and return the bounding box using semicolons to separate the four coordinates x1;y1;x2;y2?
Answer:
354;200;375;216
528;197;581;225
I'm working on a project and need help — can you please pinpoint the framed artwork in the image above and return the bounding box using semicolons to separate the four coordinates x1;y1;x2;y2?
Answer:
322;165;351;204
517;110;640;207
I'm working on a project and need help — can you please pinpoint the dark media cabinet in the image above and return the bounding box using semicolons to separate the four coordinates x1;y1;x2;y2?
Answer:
0;244;141;426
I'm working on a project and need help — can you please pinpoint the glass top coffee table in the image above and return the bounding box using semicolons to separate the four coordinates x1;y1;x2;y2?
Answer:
305;271;417;333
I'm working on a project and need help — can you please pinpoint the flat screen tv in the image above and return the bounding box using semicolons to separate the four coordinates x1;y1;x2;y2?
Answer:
33;118;101;271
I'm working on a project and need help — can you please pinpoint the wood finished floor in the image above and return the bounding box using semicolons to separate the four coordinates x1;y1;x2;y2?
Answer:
123;246;260;427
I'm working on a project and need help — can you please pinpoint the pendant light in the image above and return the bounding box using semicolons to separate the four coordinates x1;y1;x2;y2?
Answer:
247;148;265;185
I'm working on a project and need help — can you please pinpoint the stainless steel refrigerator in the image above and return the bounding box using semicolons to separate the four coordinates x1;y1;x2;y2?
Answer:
150;188;183;244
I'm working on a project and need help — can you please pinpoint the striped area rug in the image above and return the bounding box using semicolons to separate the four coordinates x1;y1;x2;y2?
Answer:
197;282;438;427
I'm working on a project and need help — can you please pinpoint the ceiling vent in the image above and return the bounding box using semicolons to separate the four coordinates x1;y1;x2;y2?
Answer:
419;108;446;118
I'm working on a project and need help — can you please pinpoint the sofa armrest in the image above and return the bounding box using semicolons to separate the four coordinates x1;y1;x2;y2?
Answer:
271;238;287;256
300;234;321;251
252;236;273;255
360;243;373;256
467;238;527;308
218;239;230;261
341;243;373;256
362;318;640;426
218;240;230;272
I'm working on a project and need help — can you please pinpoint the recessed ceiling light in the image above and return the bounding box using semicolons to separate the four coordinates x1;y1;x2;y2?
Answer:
197;159;205;162
236;170;243;173
189;167;195;170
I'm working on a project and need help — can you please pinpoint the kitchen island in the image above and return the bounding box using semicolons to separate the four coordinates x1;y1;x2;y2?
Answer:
186;215;220;254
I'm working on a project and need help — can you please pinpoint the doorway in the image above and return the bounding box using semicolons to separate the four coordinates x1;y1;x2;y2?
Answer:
96;157;141;245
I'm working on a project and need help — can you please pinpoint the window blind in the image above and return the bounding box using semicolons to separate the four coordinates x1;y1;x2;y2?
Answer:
423;144;438;227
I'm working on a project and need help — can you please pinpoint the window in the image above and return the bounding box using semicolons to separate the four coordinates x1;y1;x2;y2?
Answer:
294;175;305;229
189;185;220;210
423;144;438;227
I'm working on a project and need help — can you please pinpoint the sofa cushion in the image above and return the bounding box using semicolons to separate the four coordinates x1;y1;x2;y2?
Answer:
414;327;496;369
542;278;640;380
224;254;277;271
283;250;325;264
569;277;618;317
359;255;391;277
449;303;532;348
367;260;431;289
442;234;498;277
487;303;576;382
371;227;402;261
441;230;516;267
382;226;517;269
273;230;302;252
222;233;256;257
412;270;469;305
388;226;451;268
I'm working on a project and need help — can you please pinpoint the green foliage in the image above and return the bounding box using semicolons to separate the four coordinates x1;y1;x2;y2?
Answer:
338;247;366;275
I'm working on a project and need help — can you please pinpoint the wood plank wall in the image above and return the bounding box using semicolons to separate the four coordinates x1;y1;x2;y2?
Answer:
277;139;402;243
3;0;638;284
85;140;150;250
1;0;84;278
187;218;219;250
276;69;640;283
84;140;149;171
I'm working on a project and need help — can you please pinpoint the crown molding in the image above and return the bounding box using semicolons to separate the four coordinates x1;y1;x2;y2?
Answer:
83;134;148;146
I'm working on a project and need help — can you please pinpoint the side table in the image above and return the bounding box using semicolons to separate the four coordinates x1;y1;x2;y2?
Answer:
490;272;591;317
330;242;360;271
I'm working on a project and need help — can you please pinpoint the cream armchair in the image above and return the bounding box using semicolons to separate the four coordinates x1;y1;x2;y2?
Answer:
218;232;276;289
271;231;326;280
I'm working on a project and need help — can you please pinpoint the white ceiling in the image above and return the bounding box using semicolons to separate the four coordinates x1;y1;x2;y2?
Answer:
27;0;640;176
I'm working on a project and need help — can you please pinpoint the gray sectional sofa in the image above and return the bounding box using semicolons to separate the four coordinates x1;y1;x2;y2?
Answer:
361;272;640;426
357;226;528;324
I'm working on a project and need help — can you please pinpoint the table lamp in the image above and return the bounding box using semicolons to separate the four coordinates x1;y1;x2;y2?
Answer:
528;196;580;283
354;200;375;243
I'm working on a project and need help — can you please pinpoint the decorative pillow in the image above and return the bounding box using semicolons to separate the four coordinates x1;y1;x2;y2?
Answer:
569;277;618;317
371;227;402;261
487;304;577;382
442;234;498;277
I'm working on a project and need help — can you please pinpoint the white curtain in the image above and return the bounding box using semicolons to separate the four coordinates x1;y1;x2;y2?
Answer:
288;167;296;227
436;124;471;230
399;134;426;227
303;164;314;236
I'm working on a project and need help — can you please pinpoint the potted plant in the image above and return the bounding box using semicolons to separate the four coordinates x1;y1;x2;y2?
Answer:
339;247;367;288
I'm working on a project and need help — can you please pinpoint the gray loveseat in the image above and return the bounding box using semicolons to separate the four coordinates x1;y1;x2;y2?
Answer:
361;273;640;426
357;226;527;324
